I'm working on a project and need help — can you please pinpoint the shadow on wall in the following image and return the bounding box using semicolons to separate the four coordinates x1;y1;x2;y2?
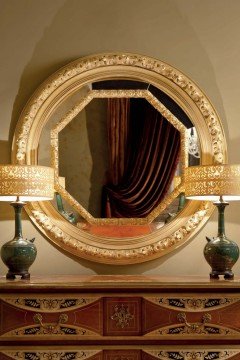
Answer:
0;140;11;163
43;227;208;275
9;0;228;144
6;0;228;273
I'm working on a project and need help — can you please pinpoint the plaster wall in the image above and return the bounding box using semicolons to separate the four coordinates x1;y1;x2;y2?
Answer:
0;0;240;276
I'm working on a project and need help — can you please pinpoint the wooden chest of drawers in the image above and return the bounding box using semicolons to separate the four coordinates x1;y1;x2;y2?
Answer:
0;275;240;359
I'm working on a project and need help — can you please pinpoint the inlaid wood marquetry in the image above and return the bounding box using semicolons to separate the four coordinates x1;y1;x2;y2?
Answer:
2;349;240;360
4;324;99;337
0;295;102;338
110;304;135;328
143;349;240;360
145;296;240;311
0;275;240;358
142;294;240;338
3;296;99;312
104;350;141;360
145;323;239;337
1;350;102;360
104;297;141;336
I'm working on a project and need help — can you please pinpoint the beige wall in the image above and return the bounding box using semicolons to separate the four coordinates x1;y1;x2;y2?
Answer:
0;0;240;276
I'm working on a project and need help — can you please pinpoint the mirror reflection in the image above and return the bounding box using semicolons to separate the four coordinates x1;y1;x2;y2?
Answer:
59;97;182;219
38;80;200;236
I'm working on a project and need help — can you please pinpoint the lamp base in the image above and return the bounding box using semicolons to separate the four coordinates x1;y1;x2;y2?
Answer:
209;269;234;280
6;269;30;280
1;237;37;280
205;235;239;280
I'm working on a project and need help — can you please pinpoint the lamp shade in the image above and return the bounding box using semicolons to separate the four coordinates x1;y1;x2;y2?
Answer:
185;164;240;201
0;165;54;201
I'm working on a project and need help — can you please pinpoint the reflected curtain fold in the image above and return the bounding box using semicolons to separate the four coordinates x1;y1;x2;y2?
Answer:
102;98;180;218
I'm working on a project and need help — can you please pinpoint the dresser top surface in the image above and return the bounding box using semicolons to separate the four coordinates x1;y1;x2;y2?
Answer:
0;275;240;291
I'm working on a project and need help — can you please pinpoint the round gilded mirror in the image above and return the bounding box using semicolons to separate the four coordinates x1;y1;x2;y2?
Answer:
12;53;227;264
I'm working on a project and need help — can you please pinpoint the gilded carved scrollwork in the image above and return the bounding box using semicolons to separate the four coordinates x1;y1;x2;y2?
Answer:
30;202;209;262
14;54;225;165
12;52;227;264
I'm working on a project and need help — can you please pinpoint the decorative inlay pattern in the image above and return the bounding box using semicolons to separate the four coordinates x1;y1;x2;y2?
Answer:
5;325;98;337
3;296;98;312
111;304;134;328
2;350;101;360
146;324;238;336
146;296;238;311
144;350;240;360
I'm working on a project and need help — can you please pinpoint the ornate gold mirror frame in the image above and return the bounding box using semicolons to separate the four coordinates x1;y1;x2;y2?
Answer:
12;53;227;264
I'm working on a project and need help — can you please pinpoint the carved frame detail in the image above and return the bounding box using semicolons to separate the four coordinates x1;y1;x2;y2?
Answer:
12;52;227;264
51;89;188;224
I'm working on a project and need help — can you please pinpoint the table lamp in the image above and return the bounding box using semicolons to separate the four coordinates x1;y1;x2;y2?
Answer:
185;164;240;280
0;164;54;280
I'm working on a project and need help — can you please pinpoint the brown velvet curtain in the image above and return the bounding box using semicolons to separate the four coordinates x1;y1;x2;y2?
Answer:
102;98;180;218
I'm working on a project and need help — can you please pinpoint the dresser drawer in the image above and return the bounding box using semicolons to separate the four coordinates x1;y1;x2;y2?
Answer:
0;294;102;338
143;294;240;338
1;347;240;360
142;348;240;360
103;297;141;336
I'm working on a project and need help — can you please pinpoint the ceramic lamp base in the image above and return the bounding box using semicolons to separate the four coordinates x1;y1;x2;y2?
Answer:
1;237;37;280
204;235;239;280
209;269;234;280
6;270;30;280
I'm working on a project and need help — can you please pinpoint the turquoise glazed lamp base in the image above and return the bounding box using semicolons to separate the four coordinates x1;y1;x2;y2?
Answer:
1;237;37;280
204;235;239;280
204;199;239;280
1;200;37;280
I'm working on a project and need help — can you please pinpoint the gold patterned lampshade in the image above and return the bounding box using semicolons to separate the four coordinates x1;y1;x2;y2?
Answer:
0;164;55;280
184;164;240;280
0;165;54;202
185;164;240;201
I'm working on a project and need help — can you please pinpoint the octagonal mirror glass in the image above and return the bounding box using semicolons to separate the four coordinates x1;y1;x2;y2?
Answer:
38;80;200;238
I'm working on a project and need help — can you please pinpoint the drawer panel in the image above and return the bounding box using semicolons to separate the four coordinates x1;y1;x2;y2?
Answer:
0;295;102;338
142;349;240;360
1;348;240;360
104;350;141;360
0;349;103;360
143;295;240;338
1;292;240;344
103;297;141;336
